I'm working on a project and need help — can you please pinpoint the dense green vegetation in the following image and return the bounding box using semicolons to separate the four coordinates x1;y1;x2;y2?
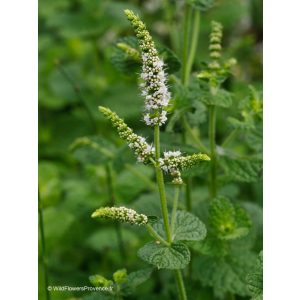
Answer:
39;1;262;299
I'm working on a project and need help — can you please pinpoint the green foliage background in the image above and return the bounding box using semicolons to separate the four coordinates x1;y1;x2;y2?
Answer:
39;0;262;299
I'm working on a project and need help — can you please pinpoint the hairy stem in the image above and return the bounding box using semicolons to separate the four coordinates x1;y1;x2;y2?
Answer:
171;185;180;235
209;106;217;198
105;163;127;261
174;269;188;300
38;189;51;300
154;125;172;243
154;125;188;300
146;224;170;247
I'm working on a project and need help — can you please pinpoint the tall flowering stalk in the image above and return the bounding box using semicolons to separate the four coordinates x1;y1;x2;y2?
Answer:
93;10;210;300
125;9;170;127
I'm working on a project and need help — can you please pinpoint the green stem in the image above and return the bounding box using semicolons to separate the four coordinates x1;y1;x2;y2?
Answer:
186;10;200;80
222;128;239;148
171;185;180;235
105;163;127;261
181;4;192;85
162;0;178;51
185;178;192;212
154;125;188;300
38;189;51;300
209;106;217;198
174;269;188;300
146;224;170;247
154;125;172;243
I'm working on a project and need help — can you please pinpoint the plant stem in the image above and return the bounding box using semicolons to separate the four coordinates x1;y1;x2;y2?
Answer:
162;0;178;51
154;125;172;243
185;178;192;212
174;269;188;300
171;185;180;235
209;106;217;198
222;128;239;148
38;189;51;300
105;163;126;261
146;224;170;247
154;125;188;300
186;10;200;81
181;4;192;86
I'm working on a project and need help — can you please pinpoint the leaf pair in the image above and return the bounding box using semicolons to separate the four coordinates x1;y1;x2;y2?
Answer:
138;211;206;269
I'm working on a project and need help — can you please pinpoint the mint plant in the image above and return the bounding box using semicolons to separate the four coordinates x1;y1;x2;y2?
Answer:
68;7;262;300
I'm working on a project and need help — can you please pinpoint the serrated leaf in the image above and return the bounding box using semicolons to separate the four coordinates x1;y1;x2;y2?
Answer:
153;211;207;242
187;0;216;11
209;197;251;240
193;251;257;298
138;242;190;270
173;211;207;241
246;251;263;300
200;89;233;108
220;155;262;183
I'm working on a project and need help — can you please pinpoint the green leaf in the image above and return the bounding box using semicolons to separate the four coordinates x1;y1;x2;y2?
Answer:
154;211;207;242
122;268;153;295
200;89;233;108
246;251;263;300
173;211;207;241
193;251;257;298
220;155;262;183
187;0;216;11
209;197;251;240
138;242;190;270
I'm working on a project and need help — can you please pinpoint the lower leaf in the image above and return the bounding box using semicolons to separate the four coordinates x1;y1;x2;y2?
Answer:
138;242;190;270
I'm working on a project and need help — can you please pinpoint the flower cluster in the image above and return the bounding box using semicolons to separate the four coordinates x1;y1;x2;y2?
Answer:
159;151;211;184
91;206;148;225
209;21;223;69
125;10;171;127
99;106;155;164
197;21;236;86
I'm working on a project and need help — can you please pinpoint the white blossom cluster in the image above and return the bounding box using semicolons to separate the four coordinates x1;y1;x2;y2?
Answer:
159;151;211;184
125;10;171;127
128;135;155;163
99;106;155;164
92;206;148;226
